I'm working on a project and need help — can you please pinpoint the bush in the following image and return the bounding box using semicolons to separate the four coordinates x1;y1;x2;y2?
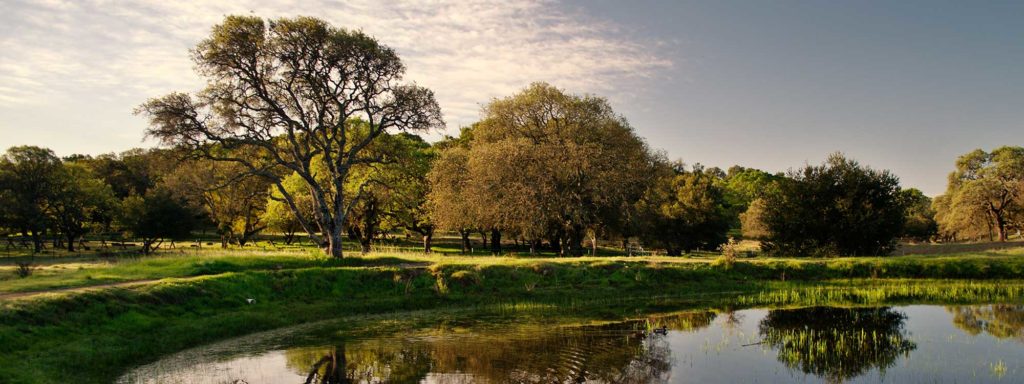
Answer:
760;153;905;257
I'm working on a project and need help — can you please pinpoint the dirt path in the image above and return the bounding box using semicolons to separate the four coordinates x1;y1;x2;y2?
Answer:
0;279;165;301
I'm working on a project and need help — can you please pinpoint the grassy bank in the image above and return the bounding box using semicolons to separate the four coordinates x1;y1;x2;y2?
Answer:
3;250;1024;383
6;246;1024;295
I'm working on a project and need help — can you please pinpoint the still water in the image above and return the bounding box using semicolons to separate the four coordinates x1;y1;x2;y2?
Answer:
120;305;1024;383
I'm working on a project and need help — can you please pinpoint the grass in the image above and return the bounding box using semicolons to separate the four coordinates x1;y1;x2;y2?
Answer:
7;245;1024;296
3;244;1024;383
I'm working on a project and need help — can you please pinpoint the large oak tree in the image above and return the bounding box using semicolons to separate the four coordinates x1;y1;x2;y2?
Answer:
138;16;443;257
934;147;1024;242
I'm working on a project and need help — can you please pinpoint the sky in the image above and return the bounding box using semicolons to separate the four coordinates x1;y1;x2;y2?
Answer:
1;0;1021;195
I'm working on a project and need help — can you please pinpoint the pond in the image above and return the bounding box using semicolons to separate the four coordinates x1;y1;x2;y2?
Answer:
119;304;1024;383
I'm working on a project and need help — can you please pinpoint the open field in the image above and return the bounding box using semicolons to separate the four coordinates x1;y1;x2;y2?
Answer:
3;242;1024;383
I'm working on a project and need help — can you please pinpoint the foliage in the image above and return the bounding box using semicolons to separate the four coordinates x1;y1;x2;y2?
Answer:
740;198;770;240
760;153;905;257
639;163;731;255
720;166;781;228
345;131;436;253
425;143;476;253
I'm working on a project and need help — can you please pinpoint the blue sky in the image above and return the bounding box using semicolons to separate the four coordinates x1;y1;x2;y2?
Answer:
1;0;1021;195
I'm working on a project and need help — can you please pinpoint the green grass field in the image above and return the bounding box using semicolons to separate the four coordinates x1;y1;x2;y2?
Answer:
3;240;1024;383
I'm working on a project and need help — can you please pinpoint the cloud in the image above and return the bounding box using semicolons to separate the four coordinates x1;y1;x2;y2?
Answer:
0;0;671;133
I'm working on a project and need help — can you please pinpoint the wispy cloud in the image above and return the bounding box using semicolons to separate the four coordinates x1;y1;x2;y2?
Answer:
0;0;671;132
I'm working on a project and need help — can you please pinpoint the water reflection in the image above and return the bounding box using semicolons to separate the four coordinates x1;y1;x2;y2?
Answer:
758;307;916;383
948;305;1024;342
121;305;1024;384
285;312;716;384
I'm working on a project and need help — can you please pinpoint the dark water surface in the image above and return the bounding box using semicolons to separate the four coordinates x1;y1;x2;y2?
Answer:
119;305;1024;383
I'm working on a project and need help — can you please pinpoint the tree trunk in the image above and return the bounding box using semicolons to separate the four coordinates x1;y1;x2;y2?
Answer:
995;213;1007;242
550;230;563;255
328;228;345;258
479;230;488;250
423;232;433;254
66;233;76;252
359;236;372;254
490;229;501;255
567;225;585;256
30;231;43;253
460;230;471;254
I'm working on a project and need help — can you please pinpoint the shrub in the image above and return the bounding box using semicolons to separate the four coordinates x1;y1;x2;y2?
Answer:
15;262;33;278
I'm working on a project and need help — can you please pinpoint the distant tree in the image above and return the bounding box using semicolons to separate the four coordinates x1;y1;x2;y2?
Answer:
0;146;62;252
899;188;937;241
739;197;770;240
638;163;731;255
138;15;443;258
118;189;195;254
262;173;315;245
163;157;270;247
82;148;176;199
760;153;905;256
426;136;477;253
934;147;1024;242
47;163;117;251
720;166;781;228
381;133;436;253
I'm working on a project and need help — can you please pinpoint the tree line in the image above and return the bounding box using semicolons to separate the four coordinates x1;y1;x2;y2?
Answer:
1;15;1019;258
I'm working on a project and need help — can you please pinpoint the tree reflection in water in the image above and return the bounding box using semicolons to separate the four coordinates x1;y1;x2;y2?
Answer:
285;311;715;383
948;305;1024;342
758;307;916;384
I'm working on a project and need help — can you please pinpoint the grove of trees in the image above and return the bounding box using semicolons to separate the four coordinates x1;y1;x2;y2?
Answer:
1;15;1018;259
